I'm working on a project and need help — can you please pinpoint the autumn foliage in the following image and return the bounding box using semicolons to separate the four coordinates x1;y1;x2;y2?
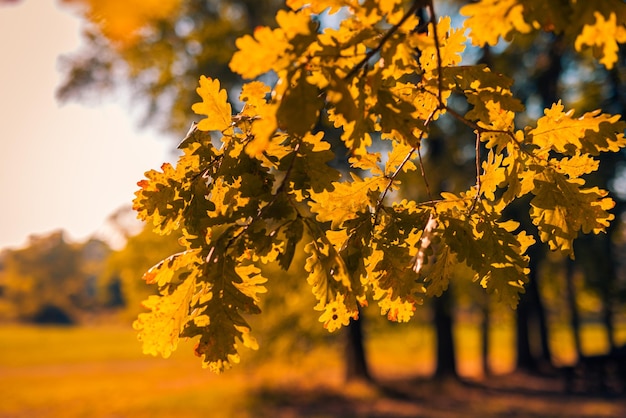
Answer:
131;0;626;372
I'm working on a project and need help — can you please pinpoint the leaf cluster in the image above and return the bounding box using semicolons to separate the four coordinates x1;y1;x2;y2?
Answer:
132;0;626;371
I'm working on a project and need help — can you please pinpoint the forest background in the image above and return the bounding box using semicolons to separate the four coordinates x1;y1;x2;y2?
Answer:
1;0;626;416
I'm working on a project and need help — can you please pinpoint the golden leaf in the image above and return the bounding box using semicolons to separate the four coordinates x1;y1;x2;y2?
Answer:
230;26;291;79
574;12;626;69
191;76;232;133
461;0;532;47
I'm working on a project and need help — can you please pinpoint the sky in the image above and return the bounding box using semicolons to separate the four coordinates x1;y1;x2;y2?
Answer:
0;0;177;250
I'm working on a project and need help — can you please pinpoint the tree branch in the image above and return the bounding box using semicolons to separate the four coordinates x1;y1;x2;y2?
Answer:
344;0;426;80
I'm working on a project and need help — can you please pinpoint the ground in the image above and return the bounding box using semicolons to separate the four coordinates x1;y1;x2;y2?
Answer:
252;371;626;417
1;325;625;417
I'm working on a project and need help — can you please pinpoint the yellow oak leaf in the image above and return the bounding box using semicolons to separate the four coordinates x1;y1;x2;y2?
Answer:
385;140;416;176
246;113;278;158
133;274;195;359
309;174;388;228
318;294;358;332
461;0;532;47
530;102;626;155
418;17;466;72
530;171;615;255
480;151;507;201
275;9;311;39
237;81;278;157
552;154;599;178
239;81;271;114
233;264;268;304
142;250;200;287
286;0;348;14
191;76;232;133
376;295;416;322
350;152;383;174
574;12;626;69
379;0;405;25
230;26;291;79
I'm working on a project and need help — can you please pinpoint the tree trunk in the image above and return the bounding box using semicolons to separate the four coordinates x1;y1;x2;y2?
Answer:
516;245;551;372
344;315;371;382
512;36;562;374
598;232;617;353
565;258;583;359
481;299;491;376
433;291;457;378
515;294;536;371
528;268;552;368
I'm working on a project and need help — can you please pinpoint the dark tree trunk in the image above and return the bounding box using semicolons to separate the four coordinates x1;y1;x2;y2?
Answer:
597;61;626;353
344;315;371;382
509;34;563;375
565;258;583;359
528;268;552;367
433;291;457;378
481;299;491;376
598;232;618;353
516;245;551;372
516;293;536;371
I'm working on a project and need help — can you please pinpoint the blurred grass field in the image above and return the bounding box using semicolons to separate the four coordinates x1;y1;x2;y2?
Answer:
1;322;624;417
0;322;483;417
0;324;259;417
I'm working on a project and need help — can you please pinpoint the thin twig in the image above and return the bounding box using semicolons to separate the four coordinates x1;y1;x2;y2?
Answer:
374;110;436;225
376;146;417;214
442;104;538;161
275;139;301;194
224;138;303;249
344;0;424;80
426;0;444;105
475;131;481;195
417;141;433;201
468;131;482;212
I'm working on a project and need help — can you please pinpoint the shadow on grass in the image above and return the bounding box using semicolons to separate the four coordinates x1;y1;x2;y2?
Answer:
248;372;626;418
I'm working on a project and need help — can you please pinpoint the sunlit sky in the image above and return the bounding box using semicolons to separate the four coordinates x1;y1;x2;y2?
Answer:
0;0;176;250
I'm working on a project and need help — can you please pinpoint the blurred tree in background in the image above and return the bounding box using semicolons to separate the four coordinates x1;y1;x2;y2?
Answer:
0;231;110;323
57;0;284;135
99;221;183;318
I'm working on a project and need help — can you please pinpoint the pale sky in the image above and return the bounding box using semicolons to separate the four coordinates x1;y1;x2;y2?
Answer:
0;0;176;250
